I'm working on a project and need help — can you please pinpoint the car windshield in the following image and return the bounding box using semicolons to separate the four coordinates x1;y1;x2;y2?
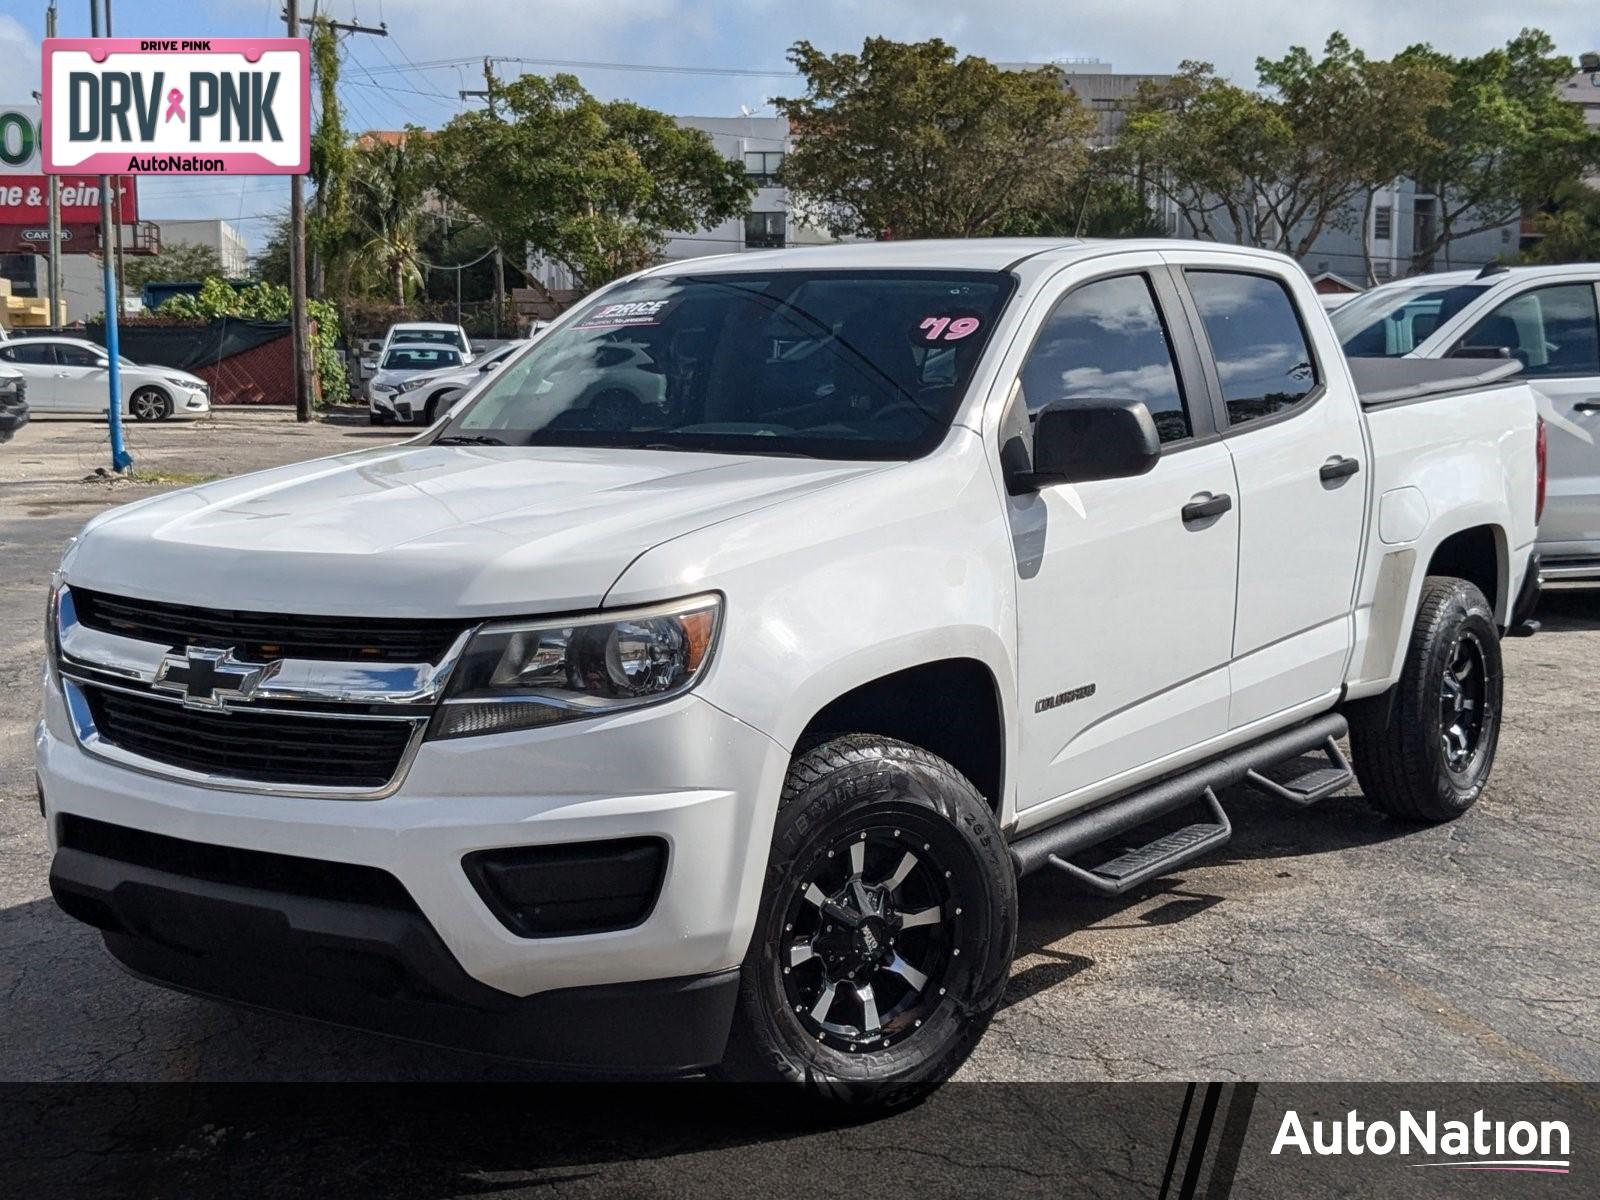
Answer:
383;348;461;369
434;270;1014;459
1332;283;1489;357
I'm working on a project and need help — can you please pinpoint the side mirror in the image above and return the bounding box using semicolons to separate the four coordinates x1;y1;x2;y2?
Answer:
480;360;501;373
1018;400;1161;490
94;357;110;368
360;358;378;372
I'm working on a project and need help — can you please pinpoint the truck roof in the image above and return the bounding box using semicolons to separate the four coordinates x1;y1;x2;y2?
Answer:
644;238;1300;279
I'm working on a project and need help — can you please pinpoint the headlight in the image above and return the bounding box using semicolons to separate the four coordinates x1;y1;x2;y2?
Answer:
396;378;427;394
432;594;722;738
371;382;397;394
165;376;205;391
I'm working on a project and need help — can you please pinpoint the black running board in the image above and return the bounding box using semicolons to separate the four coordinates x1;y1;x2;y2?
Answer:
1243;736;1353;807
1009;712;1349;879
1048;788;1232;896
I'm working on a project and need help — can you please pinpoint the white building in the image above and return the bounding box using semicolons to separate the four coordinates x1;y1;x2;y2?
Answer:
152;219;250;277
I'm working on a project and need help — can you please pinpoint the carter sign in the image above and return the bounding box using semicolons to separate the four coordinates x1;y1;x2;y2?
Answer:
41;38;309;175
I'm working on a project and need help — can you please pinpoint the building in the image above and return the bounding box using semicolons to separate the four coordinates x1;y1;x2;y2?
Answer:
1563;53;1600;186
151;219;249;278
1000;60;1171;146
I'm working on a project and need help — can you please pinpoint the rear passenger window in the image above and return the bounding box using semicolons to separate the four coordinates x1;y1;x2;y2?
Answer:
1019;273;1191;444
1;342;55;365
1187;271;1319;427
1452;284;1600;377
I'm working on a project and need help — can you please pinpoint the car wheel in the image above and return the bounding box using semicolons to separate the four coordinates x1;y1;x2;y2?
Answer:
129;388;172;422
1349;576;1503;822
423;391;452;426
718;735;1016;1105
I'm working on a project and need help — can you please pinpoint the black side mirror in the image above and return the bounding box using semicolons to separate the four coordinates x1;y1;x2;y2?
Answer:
1018;400;1161;490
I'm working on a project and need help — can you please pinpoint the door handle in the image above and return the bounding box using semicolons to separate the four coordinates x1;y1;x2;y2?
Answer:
1319;455;1361;483
1573;399;1600;413
1181;492;1232;525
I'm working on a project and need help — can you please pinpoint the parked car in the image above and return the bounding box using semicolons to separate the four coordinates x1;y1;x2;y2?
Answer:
376;340;528;426
366;344;466;424
0;363;27;442
0;336;210;421
40;240;1541;1098
362;322;475;375
1334;262;1599;582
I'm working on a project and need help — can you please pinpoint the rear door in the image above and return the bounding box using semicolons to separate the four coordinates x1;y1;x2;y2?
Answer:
0;341;61;410
1004;256;1241;813
1170;257;1367;729
1447;281;1600;557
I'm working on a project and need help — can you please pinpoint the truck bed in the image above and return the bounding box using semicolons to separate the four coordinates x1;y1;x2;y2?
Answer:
1349;357;1523;408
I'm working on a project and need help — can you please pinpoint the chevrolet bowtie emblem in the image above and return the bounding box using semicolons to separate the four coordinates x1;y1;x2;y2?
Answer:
152;646;278;710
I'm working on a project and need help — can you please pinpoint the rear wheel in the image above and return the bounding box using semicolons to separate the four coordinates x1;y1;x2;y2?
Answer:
719;735;1016;1105
129;388;172;422
1349;576;1502;822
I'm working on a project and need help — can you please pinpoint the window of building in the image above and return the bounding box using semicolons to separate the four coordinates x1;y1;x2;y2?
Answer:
1186;270;1319;427
1018;273;1191;444
743;151;785;186
1453;284;1600;376
743;211;787;249
1373;205;1393;241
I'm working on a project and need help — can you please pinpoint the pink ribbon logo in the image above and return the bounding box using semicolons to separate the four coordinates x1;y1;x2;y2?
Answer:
164;88;185;123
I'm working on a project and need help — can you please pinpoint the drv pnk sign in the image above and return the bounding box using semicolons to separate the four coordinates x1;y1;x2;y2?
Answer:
41;38;309;175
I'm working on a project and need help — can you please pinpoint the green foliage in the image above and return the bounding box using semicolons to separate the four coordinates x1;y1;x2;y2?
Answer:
307;16;351;293
1524;180;1600;263
772;38;1097;239
120;241;226;292
345;132;434;302
252;215;291;287
1120;36;1448;258
1395;30;1600;267
159;279;348;404
994;167;1166;238
431;73;755;287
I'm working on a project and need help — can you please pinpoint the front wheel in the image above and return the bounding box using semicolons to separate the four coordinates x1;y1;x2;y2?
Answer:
129;388;172;422
718;735;1016;1104
1349;576;1503;822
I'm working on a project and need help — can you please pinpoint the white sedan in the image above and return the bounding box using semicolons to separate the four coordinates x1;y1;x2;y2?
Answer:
0;336;211;421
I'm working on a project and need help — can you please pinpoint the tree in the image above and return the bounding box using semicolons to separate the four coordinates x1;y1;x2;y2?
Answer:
1523;180;1600;263
1396;30;1599;269
995;160;1166;238
120;241;225;292
1119;36;1446;262
252;215;291;286
306;15;351;299
346;132;433;303
432;74;754;288
772;38;1095;239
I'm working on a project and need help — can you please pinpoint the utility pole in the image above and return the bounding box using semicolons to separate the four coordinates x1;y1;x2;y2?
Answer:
104;0;126;318
44;3;62;330
287;0;313;421
91;0;130;469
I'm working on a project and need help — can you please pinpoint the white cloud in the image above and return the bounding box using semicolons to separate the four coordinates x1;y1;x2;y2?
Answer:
0;16;41;105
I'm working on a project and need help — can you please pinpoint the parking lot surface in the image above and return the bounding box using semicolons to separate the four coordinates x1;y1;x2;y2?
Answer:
1;410;1596;1082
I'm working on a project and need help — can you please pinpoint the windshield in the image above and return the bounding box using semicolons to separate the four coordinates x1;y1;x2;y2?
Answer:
1333;283;1489;357
392;329;466;349
383;347;461;370
435;270;1014;459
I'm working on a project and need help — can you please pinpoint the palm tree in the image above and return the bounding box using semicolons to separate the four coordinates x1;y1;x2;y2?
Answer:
342;133;431;304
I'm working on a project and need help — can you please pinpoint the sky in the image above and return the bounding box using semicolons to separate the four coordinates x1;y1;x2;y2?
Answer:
2;0;1596;254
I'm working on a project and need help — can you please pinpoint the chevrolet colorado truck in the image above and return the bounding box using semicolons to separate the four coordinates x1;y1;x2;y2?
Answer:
38;240;1543;1096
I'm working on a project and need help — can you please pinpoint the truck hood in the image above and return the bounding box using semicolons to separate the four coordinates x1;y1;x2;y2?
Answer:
65;443;890;617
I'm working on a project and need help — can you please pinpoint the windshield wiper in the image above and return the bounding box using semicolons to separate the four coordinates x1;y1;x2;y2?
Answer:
434;434;509;446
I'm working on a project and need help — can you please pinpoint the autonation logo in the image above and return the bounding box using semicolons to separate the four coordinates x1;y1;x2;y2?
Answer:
1272;1108;1572;1174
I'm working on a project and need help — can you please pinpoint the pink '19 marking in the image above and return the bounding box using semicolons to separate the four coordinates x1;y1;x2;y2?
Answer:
919;316;981;342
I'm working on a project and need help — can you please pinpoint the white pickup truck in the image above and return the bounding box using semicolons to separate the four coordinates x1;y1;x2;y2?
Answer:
38;240;1542;1096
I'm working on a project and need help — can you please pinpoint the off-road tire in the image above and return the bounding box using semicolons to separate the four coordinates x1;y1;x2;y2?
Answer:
1349;576;1502;822
718;735;1016;1105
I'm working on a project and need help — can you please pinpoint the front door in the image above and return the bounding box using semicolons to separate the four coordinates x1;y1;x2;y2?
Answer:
1006;263;1240;814
1450;280;1600;557
50;342;112;414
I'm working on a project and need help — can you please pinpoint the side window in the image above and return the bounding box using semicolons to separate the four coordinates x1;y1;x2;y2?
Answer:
56;344;102;367
3;342;56;365
1019;273;1192;444
1186;271;1318;427
1453;284;1600;377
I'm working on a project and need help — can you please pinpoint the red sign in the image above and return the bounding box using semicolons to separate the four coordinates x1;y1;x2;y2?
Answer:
0;175;136;225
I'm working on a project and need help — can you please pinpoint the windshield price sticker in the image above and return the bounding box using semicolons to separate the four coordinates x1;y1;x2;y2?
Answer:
573;298;677;330
916;314;982;343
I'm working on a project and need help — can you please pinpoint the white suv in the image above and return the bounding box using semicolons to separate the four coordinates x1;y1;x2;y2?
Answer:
1335;263;1600;581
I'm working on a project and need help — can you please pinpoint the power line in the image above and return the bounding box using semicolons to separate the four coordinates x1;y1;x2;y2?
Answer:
355;55;798;80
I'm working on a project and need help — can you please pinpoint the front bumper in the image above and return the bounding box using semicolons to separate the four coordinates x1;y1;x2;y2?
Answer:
37;678;786;1067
